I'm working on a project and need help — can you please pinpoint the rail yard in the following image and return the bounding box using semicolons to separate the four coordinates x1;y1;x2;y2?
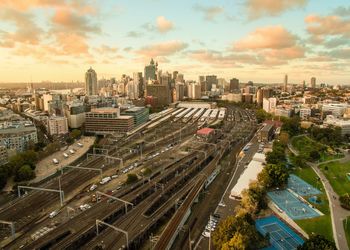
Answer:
0;103;257;250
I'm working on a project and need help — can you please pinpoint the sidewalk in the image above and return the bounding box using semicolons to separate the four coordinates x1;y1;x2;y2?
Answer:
288;142;350;250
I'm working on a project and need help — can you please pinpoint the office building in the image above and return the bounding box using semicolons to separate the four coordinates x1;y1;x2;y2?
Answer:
188;83;201;99
284;74;288;92
205;75;218;92
311;77;316;88
256;88;263;106
85;67;98;96
229;78;239;92
324;115;350;136
0;121;38;152
263;98;277;113
146;84;170;107
0;146;8;165
133;72;144;98
144;59;157;81
47;116;68;136
259;124;274;142
123;107;149;127
64;101;86;128
85;108;134;134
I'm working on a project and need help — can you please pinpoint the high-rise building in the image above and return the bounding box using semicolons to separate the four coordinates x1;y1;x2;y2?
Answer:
85;67;98;96
311;77;316;88
173;71;178;81
284;74;288;92
205;75;218;92
175;83;185;101
176;73;184;83
146;84;170;107
199;76;206;92
47;116;69;135
229;78;239;92
256;88;263;106
133;72;144;98
144;59;157;81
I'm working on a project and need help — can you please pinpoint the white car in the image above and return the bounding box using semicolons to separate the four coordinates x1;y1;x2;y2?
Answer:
218;202;226;207
49;210;59;218
202;230;211;238
90;184;97;191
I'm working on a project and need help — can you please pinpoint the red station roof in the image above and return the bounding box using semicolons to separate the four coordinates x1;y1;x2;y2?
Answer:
197;127;214;136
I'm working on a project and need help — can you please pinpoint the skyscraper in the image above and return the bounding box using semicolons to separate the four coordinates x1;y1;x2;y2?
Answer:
205;75;218;92
133;72;144;98
311;77;316;88
229;78;239;92
144;58;157;81
284;74;288;92
85;67;97;96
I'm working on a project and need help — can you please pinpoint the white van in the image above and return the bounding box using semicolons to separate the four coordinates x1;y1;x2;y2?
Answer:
77;142;83;147
52;158;59;164
69;149;75;154
100;177;111;185
49;210;59;218
63;153;69;158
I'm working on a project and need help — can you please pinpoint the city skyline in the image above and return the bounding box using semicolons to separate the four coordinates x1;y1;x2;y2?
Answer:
0;0;350;84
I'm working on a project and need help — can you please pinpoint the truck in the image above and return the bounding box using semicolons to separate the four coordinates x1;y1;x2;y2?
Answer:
100;176;111;185
52;158;59;164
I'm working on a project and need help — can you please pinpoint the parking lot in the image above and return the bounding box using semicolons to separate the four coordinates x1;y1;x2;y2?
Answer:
33;136;96;183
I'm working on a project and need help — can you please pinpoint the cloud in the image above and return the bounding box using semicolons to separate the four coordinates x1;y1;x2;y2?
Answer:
94;45;118;54
326;48;350;59
234;26;297;50
189;50;259;68
305;14;350;38
127;31;143;38
0;8;43;46
333;6;350;17
156;16;174;33
324;37;349;48
245;0;307;19
51;8;100;34
230;26;304;65
194;4;224;21
136;40;188;57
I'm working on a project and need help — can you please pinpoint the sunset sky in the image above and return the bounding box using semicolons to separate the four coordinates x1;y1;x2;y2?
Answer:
0;0;350;84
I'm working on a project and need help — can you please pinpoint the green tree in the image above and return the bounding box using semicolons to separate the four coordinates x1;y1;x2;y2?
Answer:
241;181;267;214
292;155;307;168
309;150;321;162
15;165;35;182
258;164;289;189
255;109;272;123
125;173;138;184
297;235;336;250
281;116;301;136
0;166;8;189
45;142;61;154
70;129;81;139
339;193;350;210
21;150;38;169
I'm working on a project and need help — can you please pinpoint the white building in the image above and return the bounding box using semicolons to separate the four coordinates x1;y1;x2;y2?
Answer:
127;80;139;100
263;97;277;113
229;153;266;200
187;83;201;99
64;101;86;129
275;107;292;117
322;103;348;118
324;115;350;136
48;116;68;135
300;108;311;120
42;94;52;112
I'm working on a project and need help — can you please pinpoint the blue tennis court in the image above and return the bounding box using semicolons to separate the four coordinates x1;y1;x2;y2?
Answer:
268;190;321;220
287;174;321;196
256;216;304;250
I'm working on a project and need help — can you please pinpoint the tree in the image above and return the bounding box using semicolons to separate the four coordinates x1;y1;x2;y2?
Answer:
278;132;289;146
293;155;307;168
21;150;38;169
0;167;8;189
298;235;336;250
281;116;301;136
240;181;267;214
70;129;81;139
125;174;138;184
339;193;350;210
45;142;61;154
14;165;35;182
309;150;321;161
258;164;289;189
255;109;272;124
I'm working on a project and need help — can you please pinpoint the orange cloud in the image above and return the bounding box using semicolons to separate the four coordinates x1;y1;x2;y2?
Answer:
136;41;188;57
0;8;43;46
234;26;296;50
156;16;174;33
305;14;350;37
246;0;307;19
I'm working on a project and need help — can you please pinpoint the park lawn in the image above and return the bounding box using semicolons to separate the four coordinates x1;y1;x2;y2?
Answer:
344;217;350;248
292;167;334;241
291;136;343;162
319;161;350;196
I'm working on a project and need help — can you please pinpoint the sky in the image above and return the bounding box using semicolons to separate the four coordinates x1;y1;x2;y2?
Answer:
0;0;350;84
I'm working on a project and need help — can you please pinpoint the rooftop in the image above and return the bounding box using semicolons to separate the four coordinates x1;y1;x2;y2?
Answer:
197;127;214;136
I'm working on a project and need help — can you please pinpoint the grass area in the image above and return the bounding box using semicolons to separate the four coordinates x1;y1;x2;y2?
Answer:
291;166;334;241
343;217;350;248
319;161;350;196
291;135;343;162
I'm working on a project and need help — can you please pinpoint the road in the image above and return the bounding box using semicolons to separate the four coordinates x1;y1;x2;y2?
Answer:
288;141;350;250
